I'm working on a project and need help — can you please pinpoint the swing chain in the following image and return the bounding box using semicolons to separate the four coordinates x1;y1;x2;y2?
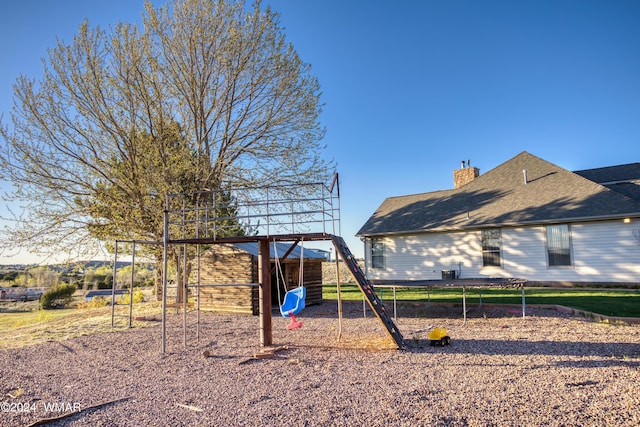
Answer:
273;239;287;309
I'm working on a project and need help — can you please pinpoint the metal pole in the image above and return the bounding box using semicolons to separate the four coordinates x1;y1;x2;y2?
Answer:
129;241;136;328
176;248;180;314
265;187;270;237
213;190;217;240
463;287;467;325
183;244;187;347
197;243;201;342
335;256;343;341
362;296;366;318
162;204;169;353
290;201;295;234
334;173;341;237
196;199;201;342
393;287;397;322
522;285;526;318
322;184;327;235
111;241;119;328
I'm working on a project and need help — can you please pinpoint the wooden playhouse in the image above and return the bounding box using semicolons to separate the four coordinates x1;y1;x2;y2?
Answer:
196;242;325;315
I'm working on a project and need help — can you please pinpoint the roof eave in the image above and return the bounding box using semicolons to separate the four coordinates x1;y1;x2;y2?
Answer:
356;212;640;238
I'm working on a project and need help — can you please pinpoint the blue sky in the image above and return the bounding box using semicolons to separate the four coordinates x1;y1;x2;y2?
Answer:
1;0;640;263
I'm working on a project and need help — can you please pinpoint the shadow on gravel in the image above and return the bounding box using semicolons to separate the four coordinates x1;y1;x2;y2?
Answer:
306;300;563;320
305;301;477;320
554;358;640;369
404;338;640;361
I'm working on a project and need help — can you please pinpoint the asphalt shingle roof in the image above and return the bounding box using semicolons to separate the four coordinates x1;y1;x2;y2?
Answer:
357;151;640;236
574;162;640;184
574;163;640;201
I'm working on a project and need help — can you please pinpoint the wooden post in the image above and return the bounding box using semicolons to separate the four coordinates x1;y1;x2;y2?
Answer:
258;239;272;347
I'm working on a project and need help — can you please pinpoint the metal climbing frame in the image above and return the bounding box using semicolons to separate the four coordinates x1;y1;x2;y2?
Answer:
110;239;162;329
164;177;341;243
160;174;342;353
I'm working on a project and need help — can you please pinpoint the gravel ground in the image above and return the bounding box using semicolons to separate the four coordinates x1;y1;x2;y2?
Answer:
1;301;639;427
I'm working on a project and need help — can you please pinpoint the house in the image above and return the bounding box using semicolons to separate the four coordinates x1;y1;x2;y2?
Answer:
85;289;127;301
0;287;45;301
196;242;325;314
357;151;640;286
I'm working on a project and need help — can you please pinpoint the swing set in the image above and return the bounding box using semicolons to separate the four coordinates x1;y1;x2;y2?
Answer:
155;174;404;353
273;238;307;330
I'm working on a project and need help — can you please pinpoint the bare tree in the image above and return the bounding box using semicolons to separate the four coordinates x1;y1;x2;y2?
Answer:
0;0;331;285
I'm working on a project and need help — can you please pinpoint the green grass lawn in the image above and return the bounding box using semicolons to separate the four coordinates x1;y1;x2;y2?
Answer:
323;284;640;318
0;305;74;329
0;297;162;349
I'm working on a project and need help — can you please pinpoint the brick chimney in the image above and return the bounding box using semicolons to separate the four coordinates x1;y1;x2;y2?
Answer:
453;160;480;189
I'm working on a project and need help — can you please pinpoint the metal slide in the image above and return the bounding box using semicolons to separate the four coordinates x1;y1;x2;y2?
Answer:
331;236;404;348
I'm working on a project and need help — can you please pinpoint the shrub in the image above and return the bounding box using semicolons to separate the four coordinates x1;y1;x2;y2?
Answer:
118;288;145;305
40;283;76;309
2;271;19;281
76;296;109;310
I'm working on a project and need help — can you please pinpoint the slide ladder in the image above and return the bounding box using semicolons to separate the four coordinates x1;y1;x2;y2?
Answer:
331;235;404;348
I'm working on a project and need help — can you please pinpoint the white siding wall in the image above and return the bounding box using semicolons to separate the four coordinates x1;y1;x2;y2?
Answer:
570;221;640;282
365;220;640;283
365;232;481;281
500;227;547;279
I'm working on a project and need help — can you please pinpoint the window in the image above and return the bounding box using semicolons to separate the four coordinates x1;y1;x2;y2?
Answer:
371;239;385;269
546;224;572;266
481;229;502;267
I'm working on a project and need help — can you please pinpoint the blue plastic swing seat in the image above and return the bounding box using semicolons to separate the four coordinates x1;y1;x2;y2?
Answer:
280;287;306;317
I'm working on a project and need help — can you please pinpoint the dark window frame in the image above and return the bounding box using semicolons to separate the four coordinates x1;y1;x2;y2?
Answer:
481;229;502;267
371;239;385;269
546;224;573;267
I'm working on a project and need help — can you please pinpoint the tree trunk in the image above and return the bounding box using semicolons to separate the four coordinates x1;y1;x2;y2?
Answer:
154;254;164;302
175;255;190;304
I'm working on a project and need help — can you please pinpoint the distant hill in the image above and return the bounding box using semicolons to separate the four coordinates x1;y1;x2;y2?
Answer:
0;264;38;272
49;260;128;273
58;260;155;274
1;260;154;273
